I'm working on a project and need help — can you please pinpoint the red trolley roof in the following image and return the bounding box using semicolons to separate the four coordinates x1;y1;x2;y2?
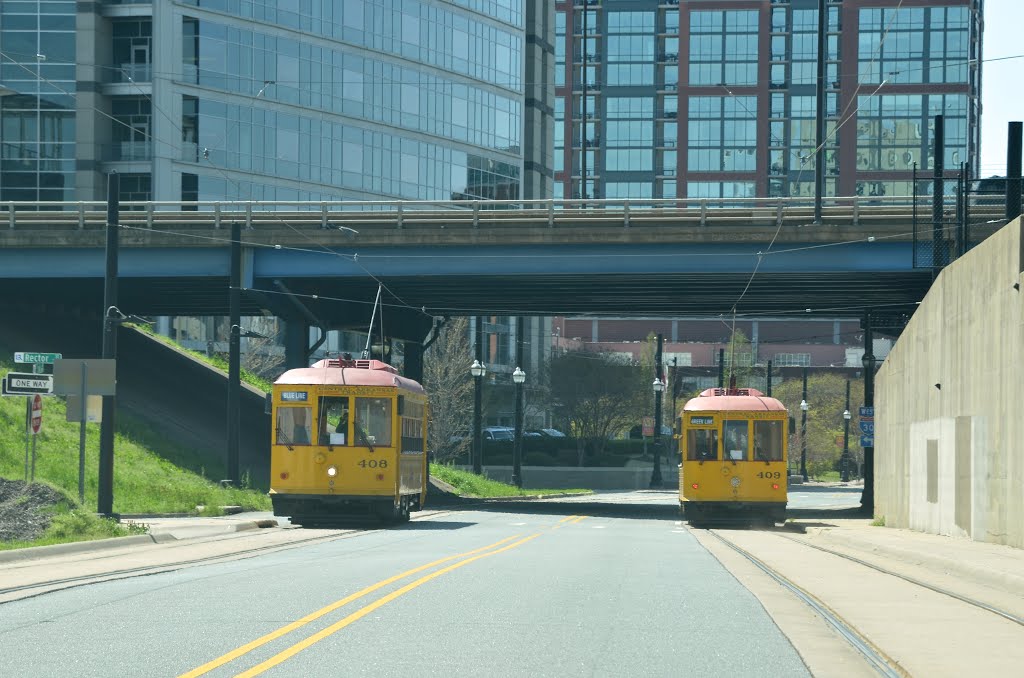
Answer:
683;387;786;412
275;359;425;394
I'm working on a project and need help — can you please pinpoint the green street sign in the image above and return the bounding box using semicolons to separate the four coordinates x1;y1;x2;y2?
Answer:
14;352;62;364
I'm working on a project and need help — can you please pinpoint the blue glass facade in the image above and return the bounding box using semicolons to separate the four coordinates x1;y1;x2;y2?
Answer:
0;0;532;204
0;0;76;203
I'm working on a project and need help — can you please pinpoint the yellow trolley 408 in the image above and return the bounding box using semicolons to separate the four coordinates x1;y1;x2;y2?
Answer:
270;358;428;526
678;387;788;527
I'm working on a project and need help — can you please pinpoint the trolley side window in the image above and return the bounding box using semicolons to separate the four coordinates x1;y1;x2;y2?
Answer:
354;397;392;447
753;420;784;462
723;420;750;461
276;406;312;446
401;399;425;455
687;428;719;461
318;396;349;446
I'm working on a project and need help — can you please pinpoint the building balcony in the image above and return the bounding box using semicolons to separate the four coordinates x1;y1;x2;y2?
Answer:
105;141;152;162
114;62;151;84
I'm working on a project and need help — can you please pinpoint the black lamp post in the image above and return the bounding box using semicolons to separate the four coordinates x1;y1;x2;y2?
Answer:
471;359;485;475
512;366;525;488
650;376;665;488
842;408;852;482
841;378;852;482
799;398;809;482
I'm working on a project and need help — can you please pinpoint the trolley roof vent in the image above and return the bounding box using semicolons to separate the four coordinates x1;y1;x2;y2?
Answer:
700;387;764;397
312;358;398;374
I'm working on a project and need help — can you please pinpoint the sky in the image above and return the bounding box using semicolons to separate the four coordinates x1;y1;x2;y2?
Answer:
979;0;1024;176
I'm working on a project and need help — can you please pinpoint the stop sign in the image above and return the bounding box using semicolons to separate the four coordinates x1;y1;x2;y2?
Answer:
30;394;42;434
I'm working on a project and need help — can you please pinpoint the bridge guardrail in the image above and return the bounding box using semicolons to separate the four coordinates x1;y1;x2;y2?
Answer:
2;197;1008;232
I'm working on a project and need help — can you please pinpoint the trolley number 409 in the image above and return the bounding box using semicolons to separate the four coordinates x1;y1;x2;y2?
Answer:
757;471;782;479
358;459;388;469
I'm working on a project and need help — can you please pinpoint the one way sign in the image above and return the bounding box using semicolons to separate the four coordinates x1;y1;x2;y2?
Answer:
2;372;54;395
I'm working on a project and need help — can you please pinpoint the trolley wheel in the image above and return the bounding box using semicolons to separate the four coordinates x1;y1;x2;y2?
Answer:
399;497;411;523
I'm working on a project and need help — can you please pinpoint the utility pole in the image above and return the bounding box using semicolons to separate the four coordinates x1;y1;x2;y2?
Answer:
98;172;119;517
813;0;827;223
717;348;725;389
580;4;588;205
766;360;773;397
932;115;946;271
861;312;876;514
227;221;241;486
472;316;484;475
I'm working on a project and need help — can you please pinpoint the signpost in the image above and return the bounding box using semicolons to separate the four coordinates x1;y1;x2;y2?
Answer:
29;395;41;482
53;359;116;504
4;351;61;484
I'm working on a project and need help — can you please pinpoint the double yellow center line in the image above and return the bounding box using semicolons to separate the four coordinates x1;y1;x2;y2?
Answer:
179;515;587;678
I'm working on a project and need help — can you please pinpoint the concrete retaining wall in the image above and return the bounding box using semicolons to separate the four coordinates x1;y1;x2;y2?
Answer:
458;465;680;490
876;218;1024;548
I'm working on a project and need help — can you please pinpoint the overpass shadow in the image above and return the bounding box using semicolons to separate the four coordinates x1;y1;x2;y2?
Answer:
428;498;869;523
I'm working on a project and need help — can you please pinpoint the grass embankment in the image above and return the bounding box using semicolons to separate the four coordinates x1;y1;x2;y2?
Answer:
0;481;148;551
430;464;590;498
0;363;270;517
129;323;273;392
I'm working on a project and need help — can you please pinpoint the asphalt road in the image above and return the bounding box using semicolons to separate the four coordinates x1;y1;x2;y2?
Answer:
0;510;810;678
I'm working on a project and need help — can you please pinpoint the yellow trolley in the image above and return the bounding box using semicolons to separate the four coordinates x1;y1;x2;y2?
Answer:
679;387;788;527
270;358;428;526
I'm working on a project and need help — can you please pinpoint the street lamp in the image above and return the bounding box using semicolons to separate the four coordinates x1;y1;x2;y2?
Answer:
512;366;526;488
842;408;852;482
650;377;665;488
470;359;485;474
799;398;809;482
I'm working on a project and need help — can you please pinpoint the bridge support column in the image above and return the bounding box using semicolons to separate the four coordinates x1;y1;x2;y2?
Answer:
404;341;423;383
284;320;310;370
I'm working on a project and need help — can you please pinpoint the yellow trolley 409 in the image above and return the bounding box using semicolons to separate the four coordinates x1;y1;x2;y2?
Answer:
270;358;428;526
678;387;788;527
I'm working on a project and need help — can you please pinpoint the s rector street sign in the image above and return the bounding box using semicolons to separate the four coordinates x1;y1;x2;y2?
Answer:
15;352;62;364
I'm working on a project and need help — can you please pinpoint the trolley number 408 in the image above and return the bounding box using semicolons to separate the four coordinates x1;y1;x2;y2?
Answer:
358;459;388;469
757;471;782;479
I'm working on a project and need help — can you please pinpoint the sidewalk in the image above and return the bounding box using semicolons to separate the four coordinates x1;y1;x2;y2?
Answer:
789;517;1024;619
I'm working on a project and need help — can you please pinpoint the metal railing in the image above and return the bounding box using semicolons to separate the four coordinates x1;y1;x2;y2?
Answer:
0;196;1009;233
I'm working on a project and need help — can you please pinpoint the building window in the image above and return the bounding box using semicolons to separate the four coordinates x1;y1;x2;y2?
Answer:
773;353;811;367
687;96;757;172
688;10;758;86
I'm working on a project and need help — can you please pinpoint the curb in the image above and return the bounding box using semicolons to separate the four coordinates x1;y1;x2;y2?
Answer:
0;535;157;564
0;521;280;563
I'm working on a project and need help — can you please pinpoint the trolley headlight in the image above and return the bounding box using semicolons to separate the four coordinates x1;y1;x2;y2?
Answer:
327;465;338;477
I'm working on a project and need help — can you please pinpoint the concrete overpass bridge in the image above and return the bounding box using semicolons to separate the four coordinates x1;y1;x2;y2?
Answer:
0;196;1004;359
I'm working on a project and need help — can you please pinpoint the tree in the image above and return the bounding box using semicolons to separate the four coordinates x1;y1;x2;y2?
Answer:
771;372;865;479
548;350;646;465
422;317;473;462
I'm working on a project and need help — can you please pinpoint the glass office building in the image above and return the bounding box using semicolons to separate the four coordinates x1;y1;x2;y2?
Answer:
554;0;982;202
0;0;554;204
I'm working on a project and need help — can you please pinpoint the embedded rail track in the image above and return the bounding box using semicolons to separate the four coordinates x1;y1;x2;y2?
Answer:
706;528;1024;678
